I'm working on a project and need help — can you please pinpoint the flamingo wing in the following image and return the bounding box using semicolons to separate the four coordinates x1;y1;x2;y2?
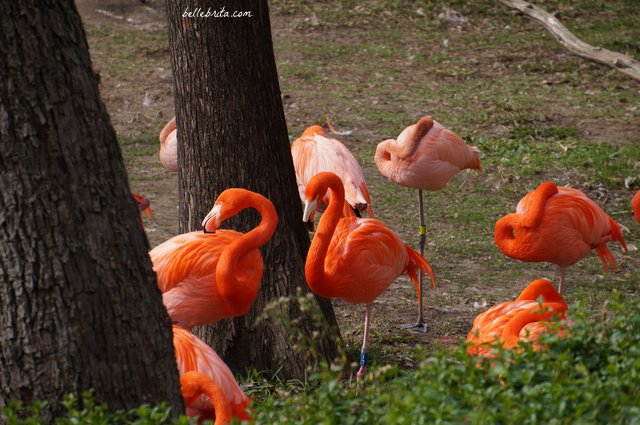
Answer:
150;231;239;293
322;218;407;304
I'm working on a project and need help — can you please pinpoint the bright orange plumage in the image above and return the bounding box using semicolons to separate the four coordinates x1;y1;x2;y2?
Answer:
632;189;640;223
291;125;373;218
159;116;178;172
150;189;278;330
467;278;567;357
303;172;435;378
494;181;627;293
173;326;251;423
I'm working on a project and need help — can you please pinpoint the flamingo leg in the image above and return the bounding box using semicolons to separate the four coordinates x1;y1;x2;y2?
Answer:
558;266;566;294
356;303;372;380
402;189;428;333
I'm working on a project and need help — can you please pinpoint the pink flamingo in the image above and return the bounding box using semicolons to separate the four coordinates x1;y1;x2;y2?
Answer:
375;115;481;331
291;125;373;222
495;182;627;293
150;189;278;330
173;325;251;423
303;172;436;379
632;190;640;223
159;116;178;172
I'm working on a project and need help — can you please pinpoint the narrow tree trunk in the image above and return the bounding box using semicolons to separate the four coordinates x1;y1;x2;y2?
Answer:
166;0;341;377
0;1;183;419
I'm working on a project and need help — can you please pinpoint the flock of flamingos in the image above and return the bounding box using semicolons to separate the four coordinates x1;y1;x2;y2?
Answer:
128;115;640;424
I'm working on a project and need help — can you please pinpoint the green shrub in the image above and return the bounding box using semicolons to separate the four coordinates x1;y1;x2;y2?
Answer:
4;294;639;424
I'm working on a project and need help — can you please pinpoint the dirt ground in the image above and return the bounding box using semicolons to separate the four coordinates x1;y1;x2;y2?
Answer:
76;0;640;368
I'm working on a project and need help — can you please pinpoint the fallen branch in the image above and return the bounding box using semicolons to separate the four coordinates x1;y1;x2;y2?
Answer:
500;0;640;82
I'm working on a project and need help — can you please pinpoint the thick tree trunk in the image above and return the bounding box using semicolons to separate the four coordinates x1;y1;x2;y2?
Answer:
0;0;183;419
166;0;341;377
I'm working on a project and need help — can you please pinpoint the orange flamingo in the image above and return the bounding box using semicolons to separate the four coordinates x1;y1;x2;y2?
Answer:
632;189;640;223
291;125;373;222
302;172;436;379
150;189;278;330
375;115;481;331
467;278;567;357
159;116;178;172
173;326;251;423
494;182;628;293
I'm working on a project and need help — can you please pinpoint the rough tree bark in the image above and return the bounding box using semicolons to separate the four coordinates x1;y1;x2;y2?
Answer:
166;0;341;377
501;0;640;82
0;0;182;419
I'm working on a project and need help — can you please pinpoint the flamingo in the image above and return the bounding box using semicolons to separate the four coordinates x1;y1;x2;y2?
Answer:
150;189;278;330
467;278;567;357
494;182;628;294
159;116;178;172
173;325;251;423
375;115;481;331
632;189;640;223
291;125;373;222
131;193;152;228
302;172;436;379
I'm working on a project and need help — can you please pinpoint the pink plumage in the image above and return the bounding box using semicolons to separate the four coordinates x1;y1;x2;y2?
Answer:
159;116;178;172
375;116;481;191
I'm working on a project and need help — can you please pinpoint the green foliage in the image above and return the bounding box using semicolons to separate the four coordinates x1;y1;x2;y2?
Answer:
251;294;640;424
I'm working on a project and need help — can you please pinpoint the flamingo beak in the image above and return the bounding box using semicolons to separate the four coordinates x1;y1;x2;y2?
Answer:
303;199;317;232
202;203;222;234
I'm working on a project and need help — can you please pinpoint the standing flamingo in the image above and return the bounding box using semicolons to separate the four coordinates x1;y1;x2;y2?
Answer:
159;116;178;172
291;125;373;221
375;115;481;331
150;189;278;329
467;279;567;357
302;172;436;379
173;325;251;423
632;190;640;223
495;182;628;293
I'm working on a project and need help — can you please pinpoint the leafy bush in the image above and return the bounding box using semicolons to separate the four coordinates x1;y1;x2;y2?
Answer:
4;294;639;424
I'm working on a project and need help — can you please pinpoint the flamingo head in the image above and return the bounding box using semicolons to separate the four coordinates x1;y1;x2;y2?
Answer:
202;188;259;233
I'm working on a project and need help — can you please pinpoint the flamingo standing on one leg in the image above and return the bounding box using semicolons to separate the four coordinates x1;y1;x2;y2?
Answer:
375;115;481;331
302;172;436;379
291;125;373;222
494;182;628;294
150;189;278;330
632;190;640;223
159;116;178;172
173;326;251;423
467;278;567;357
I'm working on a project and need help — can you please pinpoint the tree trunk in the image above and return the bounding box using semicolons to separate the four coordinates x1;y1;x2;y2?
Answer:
0;0;183;419
166;0;341;378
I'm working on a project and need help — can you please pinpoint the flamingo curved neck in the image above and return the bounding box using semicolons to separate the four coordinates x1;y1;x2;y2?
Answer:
501;302;566;346
521;182;558;228
305;175;345;298
217;195;278;309
517;279;566;306
494;215;519;257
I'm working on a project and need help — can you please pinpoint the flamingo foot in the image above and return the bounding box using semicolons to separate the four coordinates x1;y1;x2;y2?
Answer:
401;321;428;333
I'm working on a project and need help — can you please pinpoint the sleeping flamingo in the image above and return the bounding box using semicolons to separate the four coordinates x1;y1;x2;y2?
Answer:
494;182;627;294
150;189;278;329
302;172;436;379
173;326;251;423
291;125;373;222
632;190;640;223
467;278;567;357
375;115;481;331
159;116;178;172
